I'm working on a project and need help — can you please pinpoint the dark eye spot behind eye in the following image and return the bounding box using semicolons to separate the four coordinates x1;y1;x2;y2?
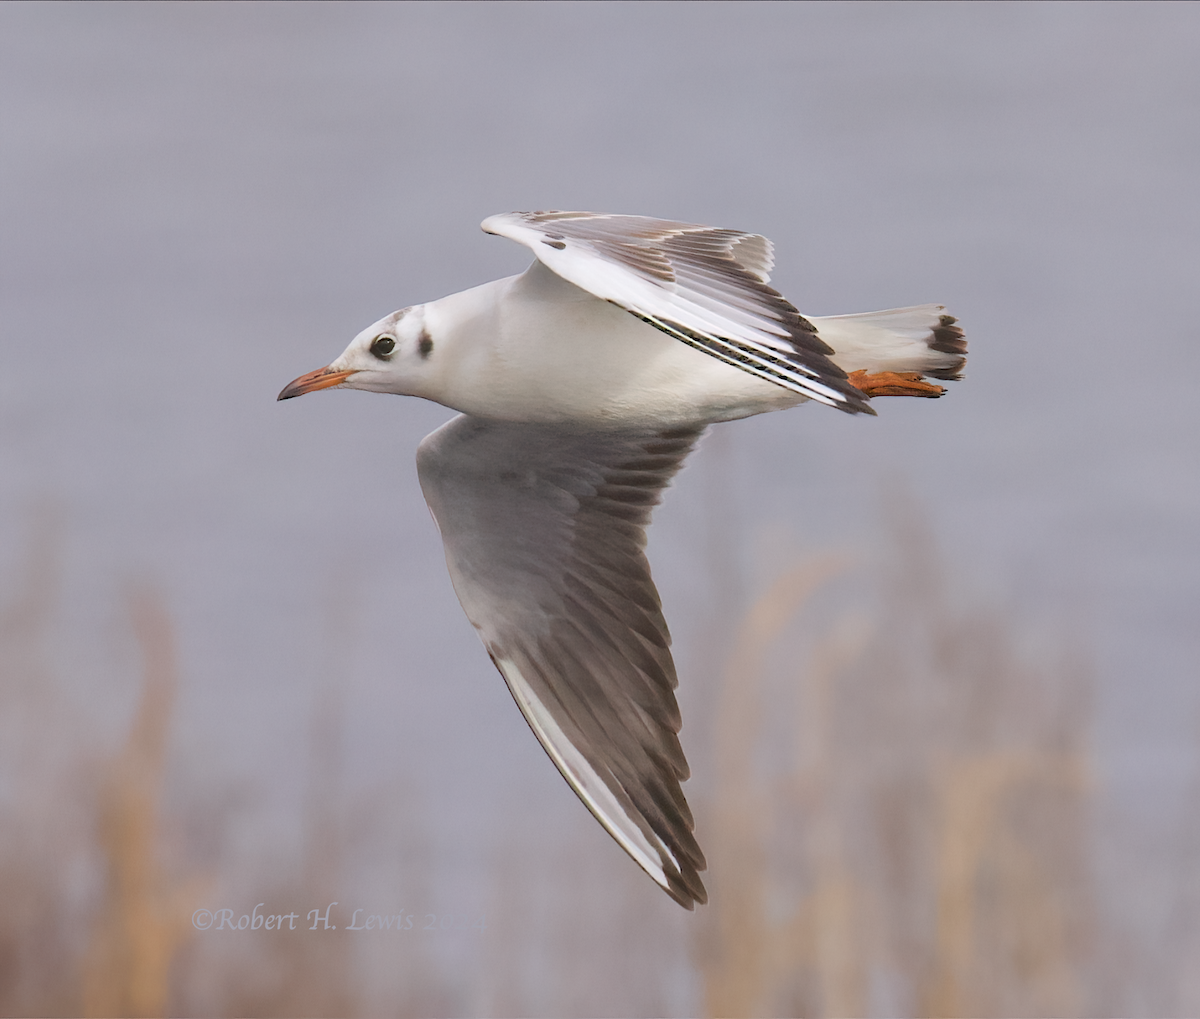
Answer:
418;330;433;359
370;335;395;359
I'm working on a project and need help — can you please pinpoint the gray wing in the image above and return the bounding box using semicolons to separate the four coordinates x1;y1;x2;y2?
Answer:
416;415;707;908
482;210;872;415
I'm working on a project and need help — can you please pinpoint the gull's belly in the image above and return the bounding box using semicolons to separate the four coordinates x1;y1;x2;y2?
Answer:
432;269;803;427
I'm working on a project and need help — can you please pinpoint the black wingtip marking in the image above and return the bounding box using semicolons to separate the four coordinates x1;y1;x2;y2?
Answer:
664;867;707;909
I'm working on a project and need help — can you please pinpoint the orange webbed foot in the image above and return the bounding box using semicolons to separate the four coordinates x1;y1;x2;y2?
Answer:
846;369;946;398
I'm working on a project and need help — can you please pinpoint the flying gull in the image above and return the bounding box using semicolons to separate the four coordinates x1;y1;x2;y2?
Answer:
278;211;967;908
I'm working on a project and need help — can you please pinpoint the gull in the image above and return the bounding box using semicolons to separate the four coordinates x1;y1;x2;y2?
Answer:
278;211;966;908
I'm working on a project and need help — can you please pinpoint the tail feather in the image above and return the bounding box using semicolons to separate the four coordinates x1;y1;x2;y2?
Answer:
810;305;967;382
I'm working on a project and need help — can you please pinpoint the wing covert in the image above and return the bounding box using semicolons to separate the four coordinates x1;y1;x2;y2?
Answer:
482;210;872;415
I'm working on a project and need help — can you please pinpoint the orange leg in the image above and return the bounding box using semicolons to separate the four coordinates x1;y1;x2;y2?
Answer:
846;369;945;398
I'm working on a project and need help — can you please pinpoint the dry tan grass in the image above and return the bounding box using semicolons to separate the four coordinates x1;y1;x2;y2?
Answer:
700;554;850;1018
0;507;86;1017
0;536;441;1017
199;684;362;1019
81;589;205;1017
923;751;1089;1017
699;508;1095;1018
0;498;1164;1017
0;513;204;1017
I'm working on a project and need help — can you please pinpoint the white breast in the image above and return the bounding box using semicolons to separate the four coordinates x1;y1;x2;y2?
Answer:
424;260;803;427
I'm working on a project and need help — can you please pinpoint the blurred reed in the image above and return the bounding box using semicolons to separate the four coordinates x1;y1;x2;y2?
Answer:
0;519;452;1017
0;512;202;1016
82;589;204;1017
172;576;453;1017
185;682;362;1018
1;499;1192;1016
0;506;85;1017
698;503;1095;1018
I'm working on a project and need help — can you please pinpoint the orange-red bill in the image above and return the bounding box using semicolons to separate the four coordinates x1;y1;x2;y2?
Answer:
277;366;357;401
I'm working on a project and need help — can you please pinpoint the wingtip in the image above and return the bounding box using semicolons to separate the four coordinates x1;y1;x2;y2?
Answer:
826;385;876;417
661;868;708;909
657;844;708;909
843;390;877;416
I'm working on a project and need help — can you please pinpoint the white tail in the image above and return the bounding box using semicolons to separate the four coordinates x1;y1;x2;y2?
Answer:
810;305;967;380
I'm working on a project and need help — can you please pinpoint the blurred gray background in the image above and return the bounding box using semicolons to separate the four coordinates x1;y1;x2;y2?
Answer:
1;2;1198;1016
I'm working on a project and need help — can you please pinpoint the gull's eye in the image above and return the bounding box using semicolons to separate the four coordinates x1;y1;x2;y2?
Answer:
370;335;396;359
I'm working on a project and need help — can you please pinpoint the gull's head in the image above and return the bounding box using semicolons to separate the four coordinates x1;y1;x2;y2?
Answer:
277;306;436;401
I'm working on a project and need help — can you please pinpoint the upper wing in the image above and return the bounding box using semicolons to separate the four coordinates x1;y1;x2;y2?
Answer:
416;414;708;908
482;211;872;415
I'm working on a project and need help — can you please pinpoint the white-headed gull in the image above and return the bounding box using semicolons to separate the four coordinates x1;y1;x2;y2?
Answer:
279;211;966;908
